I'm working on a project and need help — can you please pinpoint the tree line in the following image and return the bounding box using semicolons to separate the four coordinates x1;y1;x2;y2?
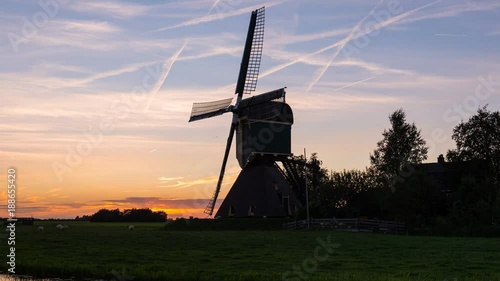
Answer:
89;208;167;222
290;106;500;236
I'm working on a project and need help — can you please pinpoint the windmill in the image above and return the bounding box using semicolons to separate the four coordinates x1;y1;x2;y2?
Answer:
189;7;301;217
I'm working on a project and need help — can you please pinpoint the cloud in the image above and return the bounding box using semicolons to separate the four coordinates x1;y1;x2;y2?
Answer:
69;1;151;18
260;0;441;79
267;27;351;48
144;42;188;112
397;1;500;26
25;19;123;51
288;91;404;111
51;19;121;33
306;0;384;92
434;33;467;37
153;0;286;32
330;76;377;92
101;196;219;209
158;176;219;189
159;176;184;181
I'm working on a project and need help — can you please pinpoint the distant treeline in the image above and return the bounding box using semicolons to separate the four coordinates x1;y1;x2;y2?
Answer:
89;208;167;222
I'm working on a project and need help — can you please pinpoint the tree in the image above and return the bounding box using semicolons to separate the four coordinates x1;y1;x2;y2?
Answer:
388;169;447;232
90;208;167;222
446;106;500;232
331;169;389;218
447;106;500;181
370;109;428;185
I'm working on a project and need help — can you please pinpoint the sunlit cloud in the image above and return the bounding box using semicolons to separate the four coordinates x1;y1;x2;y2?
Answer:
159;176;184;181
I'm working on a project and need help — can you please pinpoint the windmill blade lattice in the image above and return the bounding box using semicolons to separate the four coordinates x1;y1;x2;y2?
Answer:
243;7;265;95
189;97;233;122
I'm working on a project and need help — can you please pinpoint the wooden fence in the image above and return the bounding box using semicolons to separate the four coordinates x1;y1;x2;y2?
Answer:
283;218;406;234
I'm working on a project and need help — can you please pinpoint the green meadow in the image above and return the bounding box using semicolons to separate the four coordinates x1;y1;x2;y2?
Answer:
1;221;500;281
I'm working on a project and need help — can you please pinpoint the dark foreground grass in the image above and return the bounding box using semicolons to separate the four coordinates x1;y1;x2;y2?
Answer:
1;221;500;281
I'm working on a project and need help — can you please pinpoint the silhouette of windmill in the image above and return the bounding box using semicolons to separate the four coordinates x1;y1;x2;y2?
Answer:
189;7;301;217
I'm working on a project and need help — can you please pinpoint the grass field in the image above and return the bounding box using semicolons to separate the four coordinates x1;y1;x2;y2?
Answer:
1;221;500;281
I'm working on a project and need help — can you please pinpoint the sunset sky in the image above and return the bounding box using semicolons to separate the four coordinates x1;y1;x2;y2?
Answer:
1;0;499;218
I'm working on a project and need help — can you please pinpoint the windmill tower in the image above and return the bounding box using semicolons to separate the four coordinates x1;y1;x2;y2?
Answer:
189;7;301;217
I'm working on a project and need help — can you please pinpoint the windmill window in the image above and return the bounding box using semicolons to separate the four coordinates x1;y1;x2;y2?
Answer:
248;205;255;216
229;205;236;216
282;195;290;215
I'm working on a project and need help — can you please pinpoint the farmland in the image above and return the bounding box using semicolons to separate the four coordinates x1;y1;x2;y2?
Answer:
1;221;499;281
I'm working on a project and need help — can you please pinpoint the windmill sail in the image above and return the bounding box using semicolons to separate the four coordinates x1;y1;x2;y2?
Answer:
235;7;265;97
243;7;264;95
189;97;233;122
204;7;266;216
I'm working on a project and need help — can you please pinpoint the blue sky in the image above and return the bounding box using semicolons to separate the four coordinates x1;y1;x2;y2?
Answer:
0;0;499;218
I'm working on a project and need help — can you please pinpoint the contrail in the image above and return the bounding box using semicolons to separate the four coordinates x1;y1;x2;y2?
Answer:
260;0;441;80
208;0;222;14
153;0;285;32
306;0;384;92
331;76;377;92
144;41;188;112
434;33;467;37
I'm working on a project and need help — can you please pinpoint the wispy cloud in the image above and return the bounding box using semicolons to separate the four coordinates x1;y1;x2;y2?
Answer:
144;41;188;112
69;1;151;18
434;33;468;37
306;0;384;92
159;176;184;182
158;176;218;189
27;19;122;51
51;19;121;33
398;1;500;26
330;76;377;92
153;0;285;32
260;0;441;79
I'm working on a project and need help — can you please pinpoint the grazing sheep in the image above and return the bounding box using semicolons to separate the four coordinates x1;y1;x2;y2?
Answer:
56;224;64;230
38;226;44;232
63;225;69;230
128;225;135;231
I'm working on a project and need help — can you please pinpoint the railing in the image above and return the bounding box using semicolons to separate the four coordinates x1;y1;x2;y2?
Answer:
283;218;406;234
